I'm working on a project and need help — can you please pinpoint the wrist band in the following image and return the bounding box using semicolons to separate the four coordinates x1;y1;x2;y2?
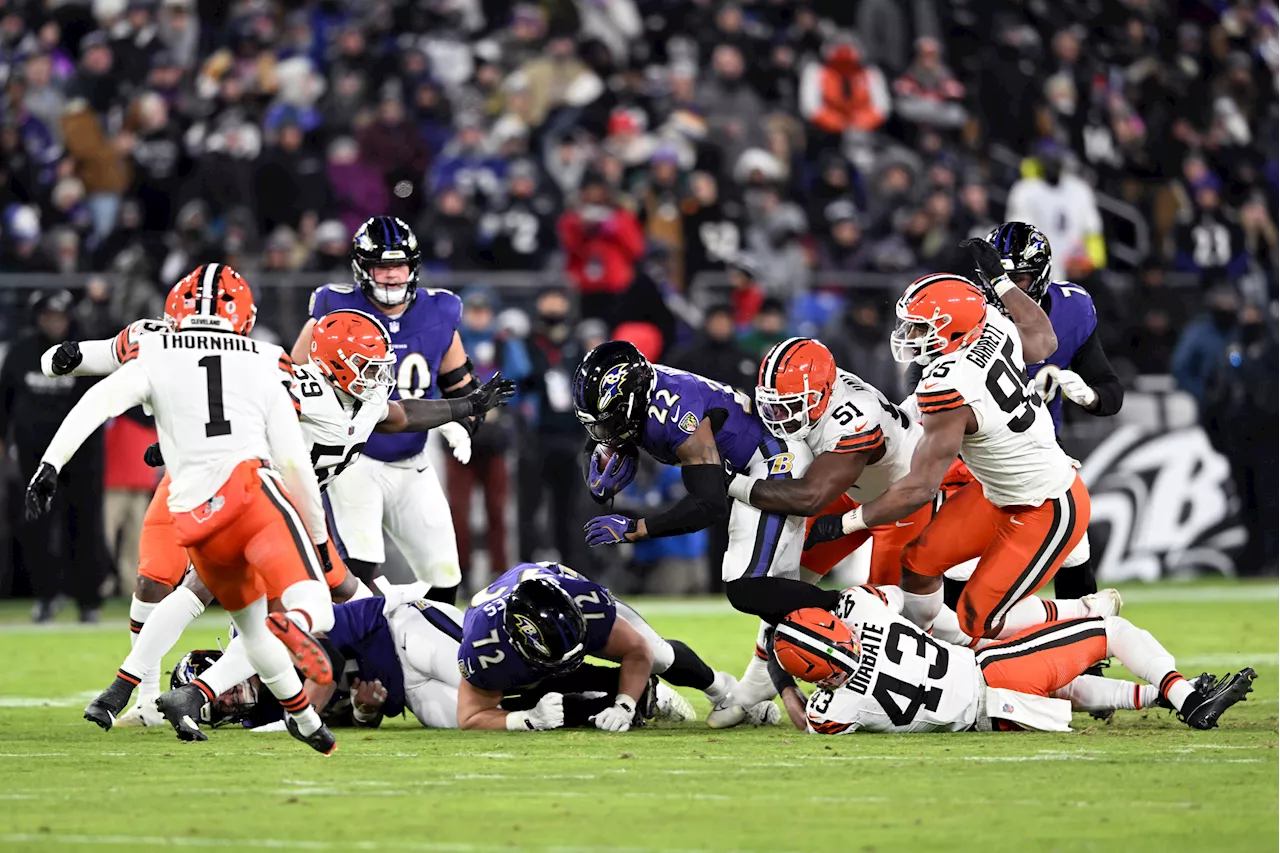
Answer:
506;711;534;731
842;506;868;535
727;474;754;503
992;275;1019;299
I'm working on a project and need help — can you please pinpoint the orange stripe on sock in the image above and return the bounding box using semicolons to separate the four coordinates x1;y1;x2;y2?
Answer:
1044;601;1057;622
754;645;767;660
1133;684;1142;711
116;669;141;686
129;619;144;634
280;690;311;713
192;678;217;703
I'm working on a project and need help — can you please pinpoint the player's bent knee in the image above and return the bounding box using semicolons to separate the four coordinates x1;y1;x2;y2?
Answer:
281;580;334;634
135;575;175;603
179;570;216;605
650;638;675;674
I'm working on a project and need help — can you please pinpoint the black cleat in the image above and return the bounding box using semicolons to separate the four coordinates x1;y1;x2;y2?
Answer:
286;715;337;755
636;675;660;723
156;684;209;742
83;677;138;731
1180;668;1257;730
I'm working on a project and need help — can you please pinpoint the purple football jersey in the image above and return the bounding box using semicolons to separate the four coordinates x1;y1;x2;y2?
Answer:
325;597;408;718
309;284;463;462
458;562;617;692
1025;281;1098;432
640;365;764;471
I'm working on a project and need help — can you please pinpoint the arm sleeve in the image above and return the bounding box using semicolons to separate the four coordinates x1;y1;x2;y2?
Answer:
642;463;728;538
264;376;328;545
1068;329;1124;417
42;338;120;378
41;363;150;470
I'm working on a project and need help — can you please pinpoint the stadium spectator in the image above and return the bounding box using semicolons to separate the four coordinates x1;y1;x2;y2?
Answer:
799;32;890;157
255;110;325;235
823;297;903;402
1172;285;1241;406
303;219;352;273
557;172;644;323
418;184;479;271
102;408;160;596
737;296;788;358
892;37;966;134
1006;142;1105;281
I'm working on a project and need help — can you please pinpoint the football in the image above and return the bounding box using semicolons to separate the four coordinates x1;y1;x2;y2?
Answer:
596;442;638;472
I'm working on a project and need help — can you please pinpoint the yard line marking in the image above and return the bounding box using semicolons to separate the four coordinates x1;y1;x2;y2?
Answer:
1178;653;1279;667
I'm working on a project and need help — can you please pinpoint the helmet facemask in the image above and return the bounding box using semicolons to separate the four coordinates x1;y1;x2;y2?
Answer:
890;307;952;365
342;348;396;402
756;379;823;441
355;260;418;308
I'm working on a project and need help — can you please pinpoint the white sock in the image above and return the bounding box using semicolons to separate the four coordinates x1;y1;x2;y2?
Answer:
901;588;943;631
736;654;777;708
128;596;157;649
121;587;205;696
705;671;733;704
1103;616;1193;711
1040;597;1088;622
229;599;320;735
347;578;374;601
1052;675;1160;712
280;580;334;634
193;635;256;698
930;606;986;649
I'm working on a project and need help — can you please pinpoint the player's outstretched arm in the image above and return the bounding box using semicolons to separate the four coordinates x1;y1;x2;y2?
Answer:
456;680;564;731
376;373;516;433
636;418;727;541
41;339;113;377
841;406;971;534
962;238;1058;362
730;449;870;516
593;618;655;732
1063;330;1124;416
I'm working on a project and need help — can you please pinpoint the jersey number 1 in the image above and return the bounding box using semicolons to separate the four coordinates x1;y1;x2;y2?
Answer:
198;355;232;437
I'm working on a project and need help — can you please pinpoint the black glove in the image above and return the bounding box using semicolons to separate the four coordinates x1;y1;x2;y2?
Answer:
803;513;846;549
467;371;517;417
25;462;58;521
961;237;1007;284
50;341;83;376
317;542;334;578
143;442;165;467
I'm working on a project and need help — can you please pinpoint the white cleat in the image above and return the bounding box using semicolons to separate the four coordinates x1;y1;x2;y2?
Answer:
1082;588;1123;619
653;682;697;723
745;700;781;726
706;674;747;729
115;697;166;727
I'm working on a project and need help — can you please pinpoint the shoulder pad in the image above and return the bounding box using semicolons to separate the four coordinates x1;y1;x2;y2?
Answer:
326;283;356;294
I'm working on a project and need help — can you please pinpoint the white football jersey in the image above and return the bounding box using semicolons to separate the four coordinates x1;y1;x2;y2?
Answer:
914;308;1074;506
289;361;390;491
807;369;921;503
804;586;981;734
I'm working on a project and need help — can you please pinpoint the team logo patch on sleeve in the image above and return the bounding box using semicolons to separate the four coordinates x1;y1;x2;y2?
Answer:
512;613;550;656
678;412;699;434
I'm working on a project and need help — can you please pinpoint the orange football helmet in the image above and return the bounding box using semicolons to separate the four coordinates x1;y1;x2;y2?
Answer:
309;309;396;402
774;608;862;690
164;263;257;335
755;337;838;440
890;273;989;365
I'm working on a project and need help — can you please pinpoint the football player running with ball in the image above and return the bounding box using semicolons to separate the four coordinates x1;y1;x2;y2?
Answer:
765;586;1256;735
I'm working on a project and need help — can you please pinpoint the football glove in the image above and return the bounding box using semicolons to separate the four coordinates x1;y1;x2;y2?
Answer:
25;462;57;521
584;514;638;546
50;341;83;375
437;421;472;464
591;694;636;733
1055;369;1098;408
467;371;517;417
143;442;165;467
1033;365;1060;403
508;692;565;731
316;542;334;578
803;513;845;549
960;238;1015;314
588;444;638;502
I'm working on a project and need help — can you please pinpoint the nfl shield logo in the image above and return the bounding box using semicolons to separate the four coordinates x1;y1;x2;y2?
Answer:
389;320;400;333
348;426;355;435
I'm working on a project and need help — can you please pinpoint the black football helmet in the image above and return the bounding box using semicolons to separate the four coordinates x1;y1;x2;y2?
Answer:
351;215;422;308
572;340;655;445
985;221;1053;302
171;649;278;727
504;577;589;673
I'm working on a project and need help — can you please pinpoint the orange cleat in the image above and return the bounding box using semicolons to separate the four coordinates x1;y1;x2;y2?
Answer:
266;612;333;685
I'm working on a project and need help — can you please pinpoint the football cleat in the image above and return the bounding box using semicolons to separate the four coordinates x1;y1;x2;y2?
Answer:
115;698;166;728
266;613;333;685
746;700;781;726
653;681;697;724
83;676;138;731
706;696;748;729
1081;588;1123;618
286;715;337;756
1180;668;1256;730
155;684;210;742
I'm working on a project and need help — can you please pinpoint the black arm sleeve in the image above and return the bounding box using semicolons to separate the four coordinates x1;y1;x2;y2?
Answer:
724;576;843;624
904;361;924;392
1069;329;1124;417
642;463;728;538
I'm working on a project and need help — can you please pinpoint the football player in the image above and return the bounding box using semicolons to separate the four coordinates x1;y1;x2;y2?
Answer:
981;222;1123;603
767;586;1256;734
28;266;341;753
291;216;478;603
807;247;1088;641
457;561;728;732
59;306;514;730
573;341;813;726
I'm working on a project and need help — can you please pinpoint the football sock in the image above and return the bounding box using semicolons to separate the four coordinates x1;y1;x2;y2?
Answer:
280;579;334;634
735;622;778;708
122;586;206;698
662;640;716;691
705;671;734;705
901;588;943;631
929;606;987;649
1052;675;1159;712
231;598;318;734
128;596;156;649
1103;616;1194;712
193;636;255;699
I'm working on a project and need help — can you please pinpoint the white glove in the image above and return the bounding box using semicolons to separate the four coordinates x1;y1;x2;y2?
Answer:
591;694;636;732
374;579;432;615
1055;369;1098;408
436;421;472;465
515;692;564;731
1033;365;1060;403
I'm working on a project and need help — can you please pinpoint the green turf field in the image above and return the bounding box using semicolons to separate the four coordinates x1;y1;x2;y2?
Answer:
0;581;1275;853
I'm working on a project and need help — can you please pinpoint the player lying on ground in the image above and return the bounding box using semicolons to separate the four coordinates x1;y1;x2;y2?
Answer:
458;561;738;731
28;266;341;754
166;581;691;735
765;585;1256;734
573;341;809;727
61;307;514;729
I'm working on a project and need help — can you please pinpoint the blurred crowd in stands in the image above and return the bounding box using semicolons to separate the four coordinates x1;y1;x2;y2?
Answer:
0;0;1277;605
